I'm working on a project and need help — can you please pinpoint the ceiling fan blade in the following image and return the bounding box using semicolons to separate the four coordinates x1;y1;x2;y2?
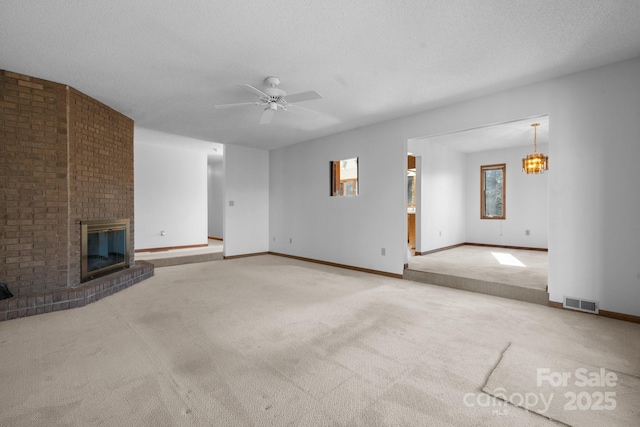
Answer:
288;103;320;114
238;84;270;99
285;90;322;104
214;101;260;109
259;108;275;125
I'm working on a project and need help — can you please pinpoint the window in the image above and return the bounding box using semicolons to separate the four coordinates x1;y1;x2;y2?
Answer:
481;164;505;219
330;157;359;196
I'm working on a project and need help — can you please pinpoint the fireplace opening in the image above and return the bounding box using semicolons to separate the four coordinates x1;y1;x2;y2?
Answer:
81;219;130;282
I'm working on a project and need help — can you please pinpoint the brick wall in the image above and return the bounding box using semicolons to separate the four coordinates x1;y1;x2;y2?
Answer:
1;71;69;295
67;87;135;287
1;69;135;296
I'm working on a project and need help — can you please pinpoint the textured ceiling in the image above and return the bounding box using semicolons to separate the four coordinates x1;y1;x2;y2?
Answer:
2;1;640;150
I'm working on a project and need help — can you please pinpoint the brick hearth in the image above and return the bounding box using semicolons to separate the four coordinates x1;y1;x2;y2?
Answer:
0;261;153;321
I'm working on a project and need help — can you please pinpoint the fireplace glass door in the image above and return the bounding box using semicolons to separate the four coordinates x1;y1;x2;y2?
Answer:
81;219;130;281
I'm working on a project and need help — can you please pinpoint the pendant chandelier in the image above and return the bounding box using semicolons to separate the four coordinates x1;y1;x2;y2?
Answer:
522;123;548;174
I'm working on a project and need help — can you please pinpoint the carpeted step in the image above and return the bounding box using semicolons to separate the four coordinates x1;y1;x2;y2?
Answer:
142;252;224;268
403;268;549;305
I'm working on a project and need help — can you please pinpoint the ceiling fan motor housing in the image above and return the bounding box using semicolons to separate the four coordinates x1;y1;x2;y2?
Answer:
264;76;286;104
263;87;286;98
265;76;280;87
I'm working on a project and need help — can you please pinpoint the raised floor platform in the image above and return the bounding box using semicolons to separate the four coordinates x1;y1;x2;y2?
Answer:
404;245;549;305
135;239;224;268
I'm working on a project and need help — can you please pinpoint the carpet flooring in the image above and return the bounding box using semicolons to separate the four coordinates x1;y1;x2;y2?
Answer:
0;255;637;426
408;245;548;290
484;344;640;426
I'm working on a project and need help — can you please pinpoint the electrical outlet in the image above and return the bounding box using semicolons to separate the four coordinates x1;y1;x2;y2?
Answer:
381;248;386;256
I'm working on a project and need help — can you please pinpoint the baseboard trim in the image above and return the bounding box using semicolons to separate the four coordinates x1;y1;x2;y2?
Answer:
548;301;563;309
465;242;548;252
208;236;223;241
599;310;640;324
416;243;466;256
270;252;403;279
224;252;269;260
416;242;548;256
548;301;640;324
135;243;208;253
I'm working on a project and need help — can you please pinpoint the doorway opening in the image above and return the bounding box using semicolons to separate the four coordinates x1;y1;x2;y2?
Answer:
404;115;550;303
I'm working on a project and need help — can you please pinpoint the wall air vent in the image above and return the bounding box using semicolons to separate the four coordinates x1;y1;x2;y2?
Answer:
563;296;599;314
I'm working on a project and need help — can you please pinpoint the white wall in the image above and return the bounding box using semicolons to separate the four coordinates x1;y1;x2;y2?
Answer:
547;59;640;316
270;123;407;275
273;56;640;316
134;127;208;250
408;141;467;252
465;144;549;248
224;144;269;257
207;158;224;239
402;57;640;316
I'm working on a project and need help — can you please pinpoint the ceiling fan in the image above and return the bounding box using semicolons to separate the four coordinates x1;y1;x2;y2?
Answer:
215;76;322;124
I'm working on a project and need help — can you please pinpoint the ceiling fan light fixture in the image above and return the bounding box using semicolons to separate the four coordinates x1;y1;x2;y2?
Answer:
522;123;549;174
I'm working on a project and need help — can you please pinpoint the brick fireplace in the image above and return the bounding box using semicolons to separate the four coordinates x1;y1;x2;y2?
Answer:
0;69;153;320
